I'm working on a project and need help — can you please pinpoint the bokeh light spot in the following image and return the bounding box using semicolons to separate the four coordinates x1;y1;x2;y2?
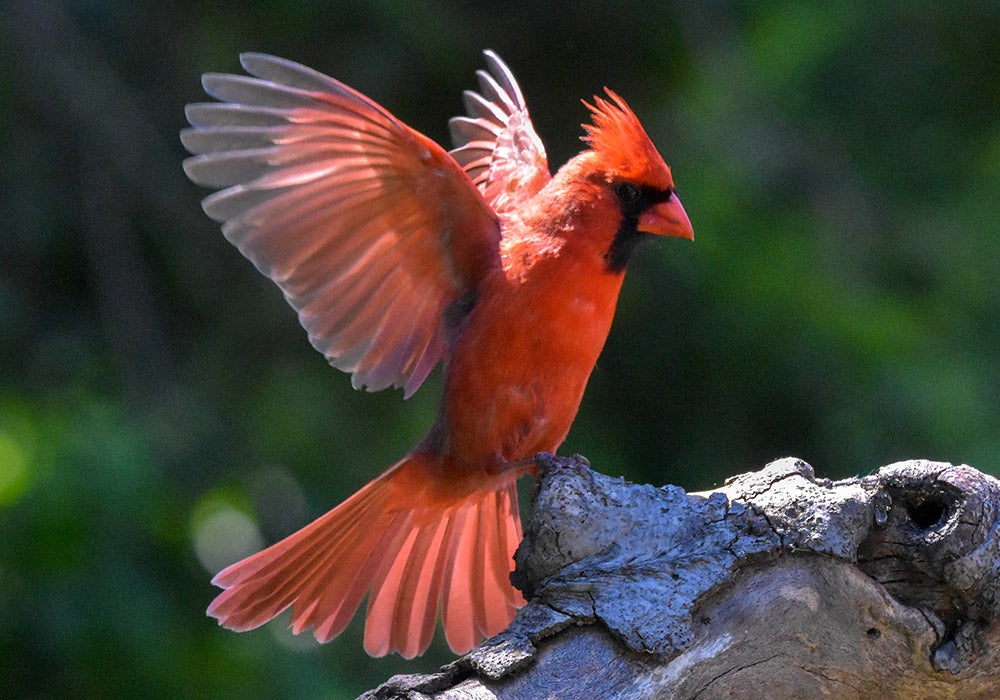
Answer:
191;491;264;574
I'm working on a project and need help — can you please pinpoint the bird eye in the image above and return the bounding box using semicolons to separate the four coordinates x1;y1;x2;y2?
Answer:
615;183;641;206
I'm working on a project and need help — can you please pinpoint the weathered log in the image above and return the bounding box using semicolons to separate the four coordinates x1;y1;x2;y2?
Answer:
363;456;1000;699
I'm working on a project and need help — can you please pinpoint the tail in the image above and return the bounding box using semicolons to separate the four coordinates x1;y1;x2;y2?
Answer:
207;453;525;658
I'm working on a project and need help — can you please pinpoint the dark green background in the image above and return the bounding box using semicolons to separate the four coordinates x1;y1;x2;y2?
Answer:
2;1;997;697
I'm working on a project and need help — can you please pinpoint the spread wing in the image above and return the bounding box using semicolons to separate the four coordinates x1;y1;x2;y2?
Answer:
448;51;551;224
182;53;500;397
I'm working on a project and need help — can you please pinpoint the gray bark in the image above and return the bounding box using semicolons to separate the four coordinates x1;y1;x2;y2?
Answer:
363;456;1000;699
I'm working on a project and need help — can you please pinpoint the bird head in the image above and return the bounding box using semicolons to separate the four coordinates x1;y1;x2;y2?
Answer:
581;90;693;249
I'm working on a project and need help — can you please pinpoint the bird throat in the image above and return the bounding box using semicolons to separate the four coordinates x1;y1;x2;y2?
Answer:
605;220;650;273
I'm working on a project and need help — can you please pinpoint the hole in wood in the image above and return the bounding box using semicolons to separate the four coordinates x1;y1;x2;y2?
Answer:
905;497;949;530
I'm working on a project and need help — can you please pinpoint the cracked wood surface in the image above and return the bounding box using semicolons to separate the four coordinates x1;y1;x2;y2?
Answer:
362;456;1000;699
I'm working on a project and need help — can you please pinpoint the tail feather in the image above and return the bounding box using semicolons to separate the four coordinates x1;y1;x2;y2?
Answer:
259;513;376;625
405;509;460;655
499;486;525;611
368;515;449;658
400;519;451;655
469;502;492;639
488;485;526;616
309;511;411;641
441;505;477;653
482;489;516;632
209;481;388;629
207;455;525;657
363;519;422;656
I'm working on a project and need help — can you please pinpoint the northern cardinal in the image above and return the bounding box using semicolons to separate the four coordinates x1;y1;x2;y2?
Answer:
182;50;692;659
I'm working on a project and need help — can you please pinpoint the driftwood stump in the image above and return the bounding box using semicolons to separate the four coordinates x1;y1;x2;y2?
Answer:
363;456;1000;699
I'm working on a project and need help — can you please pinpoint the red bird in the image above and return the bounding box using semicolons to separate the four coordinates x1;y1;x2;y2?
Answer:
182;51;692;659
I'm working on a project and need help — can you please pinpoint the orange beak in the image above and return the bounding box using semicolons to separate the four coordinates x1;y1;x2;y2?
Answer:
637;194;693;240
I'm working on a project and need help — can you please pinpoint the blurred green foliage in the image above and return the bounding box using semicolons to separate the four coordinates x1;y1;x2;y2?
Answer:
1;1;997;697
